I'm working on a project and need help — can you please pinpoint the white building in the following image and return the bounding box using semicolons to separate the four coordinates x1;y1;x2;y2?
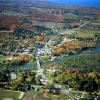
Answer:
10;73;17;80
37;47;52;55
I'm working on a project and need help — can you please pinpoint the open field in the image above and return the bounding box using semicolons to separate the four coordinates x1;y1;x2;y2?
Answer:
75;30;95;38
0;90;20;100
23;91;71;100
59;54;100;71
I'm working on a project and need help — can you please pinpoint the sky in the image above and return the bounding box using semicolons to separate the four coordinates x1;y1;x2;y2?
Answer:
36;0;100;7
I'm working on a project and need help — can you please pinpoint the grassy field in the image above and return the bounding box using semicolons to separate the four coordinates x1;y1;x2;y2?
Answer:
75;30;95;38
59;54;100;71
0;90;20;100
45;71;54;82
23;91;72;100
40;55;50;62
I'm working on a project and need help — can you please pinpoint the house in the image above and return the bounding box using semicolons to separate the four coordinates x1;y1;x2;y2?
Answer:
43;88;61;94
10;72;17;80
49;88;61;94
40;78;47;84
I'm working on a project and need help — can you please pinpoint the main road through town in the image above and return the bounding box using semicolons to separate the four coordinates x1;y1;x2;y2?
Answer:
35;54;80;100
35;21;93;99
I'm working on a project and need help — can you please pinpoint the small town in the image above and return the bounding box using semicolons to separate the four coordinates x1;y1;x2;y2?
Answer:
0;0;100;100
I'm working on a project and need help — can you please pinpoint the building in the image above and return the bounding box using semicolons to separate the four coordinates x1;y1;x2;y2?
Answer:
10;72;17;80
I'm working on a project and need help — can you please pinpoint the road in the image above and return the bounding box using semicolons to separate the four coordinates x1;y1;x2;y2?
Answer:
59;21;88;35
36;55;52;83
1;21;90;99
44;35;57;48
35;54;80;100
59;21;100;36
44;21;89;48
35;22;91;99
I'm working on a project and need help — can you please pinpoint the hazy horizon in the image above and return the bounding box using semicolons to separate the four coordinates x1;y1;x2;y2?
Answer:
33;0;100;7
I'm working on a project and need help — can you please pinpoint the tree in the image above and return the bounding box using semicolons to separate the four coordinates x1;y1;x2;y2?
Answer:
10;80;20;90
35;74;42;85
45;83;55;89
26;75;32;84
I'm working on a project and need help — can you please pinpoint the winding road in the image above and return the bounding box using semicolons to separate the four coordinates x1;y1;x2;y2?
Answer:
35;26;85;99
35;52;81;100
34;21;99;99
2;21;96;99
